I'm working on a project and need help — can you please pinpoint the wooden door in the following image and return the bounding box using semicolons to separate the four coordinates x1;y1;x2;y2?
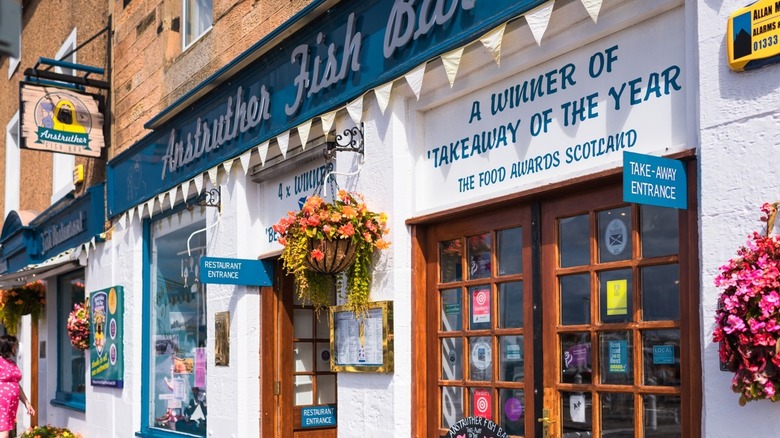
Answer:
266;261;337;438
541;184;687;438
421;176;699;437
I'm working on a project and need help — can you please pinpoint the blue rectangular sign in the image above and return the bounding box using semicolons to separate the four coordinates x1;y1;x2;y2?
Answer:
301;405;336;428
608;340;628;373
200;257;272;286
623;152;687;209
653;345;675;365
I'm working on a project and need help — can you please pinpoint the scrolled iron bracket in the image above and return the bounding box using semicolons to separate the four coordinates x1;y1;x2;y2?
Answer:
324;123;364;161
187;186;222;213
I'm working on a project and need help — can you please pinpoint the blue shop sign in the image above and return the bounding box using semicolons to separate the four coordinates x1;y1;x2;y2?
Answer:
301;405;336;428
200;257;272;286
107;0;547;217
623;151;687;209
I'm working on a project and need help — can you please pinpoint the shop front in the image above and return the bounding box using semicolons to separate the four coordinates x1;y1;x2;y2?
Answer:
0;183;105;432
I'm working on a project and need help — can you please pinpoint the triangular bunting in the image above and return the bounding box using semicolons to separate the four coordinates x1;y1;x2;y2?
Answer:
156;194;164;211
525;0;555;46
207;166;219;186
257;141;269;166
346;95;364;125
194;174;204;195
168;187;178;210
404;63;426;100
131;206;140;223
441;47;465;88
239;150;252;174
581;0;603;22
90;236;97;250
320;111;336;135
374;82;393;114
145;199;155;218
277;131;290;158
117;212;126;230
480;23;506;66
224;159;235;179
298;120;312;150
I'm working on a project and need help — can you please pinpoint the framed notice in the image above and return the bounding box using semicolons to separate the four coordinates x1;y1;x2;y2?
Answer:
329;301;393;373
90;286;124;388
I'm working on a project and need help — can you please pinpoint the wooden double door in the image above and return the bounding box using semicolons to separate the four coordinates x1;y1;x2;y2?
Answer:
421;181;700;437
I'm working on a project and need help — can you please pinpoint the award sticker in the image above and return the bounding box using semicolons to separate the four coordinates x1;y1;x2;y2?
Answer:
471;341;492;371
605;219;627;256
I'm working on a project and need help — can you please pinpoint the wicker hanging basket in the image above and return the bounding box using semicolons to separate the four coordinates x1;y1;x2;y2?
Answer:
303;238;358;274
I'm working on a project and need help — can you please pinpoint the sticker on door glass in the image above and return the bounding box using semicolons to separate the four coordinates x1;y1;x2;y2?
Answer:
504;397;523;421
472;288;491;324
606;279;628;316
564;343;589;369
570;394;586;423
608;340;628;373
471;341;492;371
605;219;628;255
473;389;492;420
653;345;675;365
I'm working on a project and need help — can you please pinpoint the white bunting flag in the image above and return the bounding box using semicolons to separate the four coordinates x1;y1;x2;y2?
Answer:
480;23;506;66
405;63;426;100
347;95;364;125
156;194;164;211
117;212;126;230
277;130;290;158
194;174;204;195
320;111;336;134
145;199;155;218
298;120;312;150
224;159;235;179
257;141;269;166
168;187;178;210
525;0;555;46
239;150;252;174
442;47;465;88
374;82;393;114
581;0;603;22
207;166;219;186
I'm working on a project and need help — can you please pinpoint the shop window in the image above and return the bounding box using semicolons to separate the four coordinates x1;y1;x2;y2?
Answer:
143;208;207;436
182;0;212;49
4;111;19;217
51;270;86;411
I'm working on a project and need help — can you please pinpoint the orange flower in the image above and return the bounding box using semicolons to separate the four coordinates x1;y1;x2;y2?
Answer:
375;239;390;250
338;223;355;237
341;205;357;219
310;249;325;261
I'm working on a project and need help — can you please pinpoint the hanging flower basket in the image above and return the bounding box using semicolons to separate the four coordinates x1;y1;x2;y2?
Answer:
67;301;90;351
304;237;358;274
273;190;390;314
713;203;780;405
0;280;46;335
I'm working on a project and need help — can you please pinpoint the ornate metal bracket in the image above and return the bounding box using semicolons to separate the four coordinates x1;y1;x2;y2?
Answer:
187;186;222;213
324;123;364;161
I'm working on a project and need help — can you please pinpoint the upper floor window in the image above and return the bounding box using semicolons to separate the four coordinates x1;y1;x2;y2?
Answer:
183;0;212;49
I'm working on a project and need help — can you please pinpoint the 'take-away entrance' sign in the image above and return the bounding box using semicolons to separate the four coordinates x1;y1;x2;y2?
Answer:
200;257;273;286
623;151;687;209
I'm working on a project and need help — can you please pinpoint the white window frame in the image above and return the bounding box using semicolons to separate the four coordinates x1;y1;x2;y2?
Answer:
5;111;20;217
7;35;20;79
182;0;213;51
51;28;78;204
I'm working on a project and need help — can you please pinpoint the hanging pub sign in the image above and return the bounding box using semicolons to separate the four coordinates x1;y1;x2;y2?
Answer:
19;82;105;157
727;0;780;71
90;285;124;388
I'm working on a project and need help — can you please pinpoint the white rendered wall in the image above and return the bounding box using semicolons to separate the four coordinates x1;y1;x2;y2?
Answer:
699;2;780;436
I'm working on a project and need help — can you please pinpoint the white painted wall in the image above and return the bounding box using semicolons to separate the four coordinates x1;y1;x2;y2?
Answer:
698;2;780;436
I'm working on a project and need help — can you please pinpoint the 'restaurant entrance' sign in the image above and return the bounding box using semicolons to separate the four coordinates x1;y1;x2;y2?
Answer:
727;0;780;71
19;82;105;157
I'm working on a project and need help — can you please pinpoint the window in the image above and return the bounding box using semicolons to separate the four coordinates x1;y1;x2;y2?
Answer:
5;112;19;217
53;270;86;411
144;208;207;436
183;0;212;49
51;29;77;204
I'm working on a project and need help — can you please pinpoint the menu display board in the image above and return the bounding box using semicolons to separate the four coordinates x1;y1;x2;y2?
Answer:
329;301;393;373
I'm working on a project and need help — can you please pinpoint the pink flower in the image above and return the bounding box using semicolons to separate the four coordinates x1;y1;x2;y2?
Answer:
310;249;324;261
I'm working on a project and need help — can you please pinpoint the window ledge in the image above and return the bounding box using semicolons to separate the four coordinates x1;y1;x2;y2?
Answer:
50;398;85;412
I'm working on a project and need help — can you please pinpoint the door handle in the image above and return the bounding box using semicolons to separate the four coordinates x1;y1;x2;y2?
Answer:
538;409;556;438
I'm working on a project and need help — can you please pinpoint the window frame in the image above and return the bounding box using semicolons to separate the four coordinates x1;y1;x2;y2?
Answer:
50;269;86;412
139;205;208;438
182;0;213;51
5;111;19;217
51;28;78;204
